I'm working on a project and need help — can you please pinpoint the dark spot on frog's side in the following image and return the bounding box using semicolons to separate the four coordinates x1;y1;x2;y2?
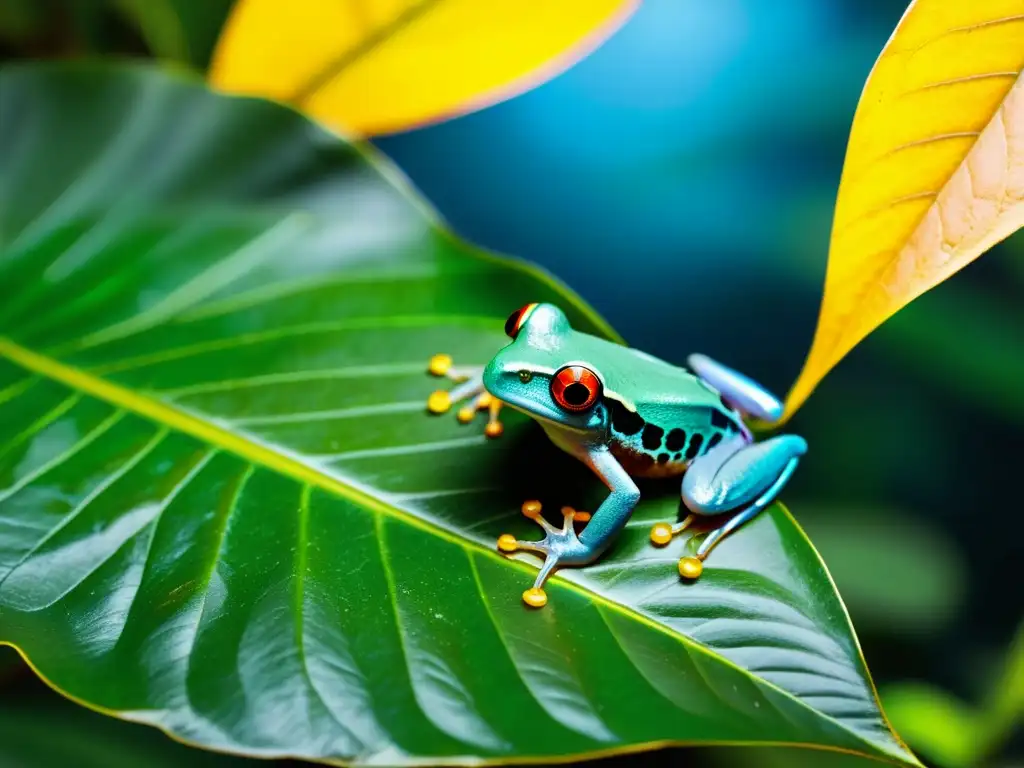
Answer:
665;428;687;452
609;399;644;436
711;409;732;430
642;424;664;450
707;432;723;451
657;452;670;464
686;433;704;459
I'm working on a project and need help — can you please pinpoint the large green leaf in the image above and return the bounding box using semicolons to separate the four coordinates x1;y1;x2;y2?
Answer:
0;64;916;766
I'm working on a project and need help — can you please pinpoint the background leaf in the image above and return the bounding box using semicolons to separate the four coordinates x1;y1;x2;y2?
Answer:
0;63;915;766
782;0;1024;419
208;0;637;136
881;684;981;768
882;621;1024;768
112;0;235;67
0;0;46;45
794;507;965;636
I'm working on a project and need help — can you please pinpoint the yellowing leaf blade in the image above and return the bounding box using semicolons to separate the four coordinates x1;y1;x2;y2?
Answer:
209;0;637;136
783;1;1024;420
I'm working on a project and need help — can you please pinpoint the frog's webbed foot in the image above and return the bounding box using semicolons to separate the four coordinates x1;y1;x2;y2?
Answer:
425;353;504;438
497;500;592;608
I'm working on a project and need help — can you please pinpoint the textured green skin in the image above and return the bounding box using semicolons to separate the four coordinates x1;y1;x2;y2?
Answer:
0;65;915;767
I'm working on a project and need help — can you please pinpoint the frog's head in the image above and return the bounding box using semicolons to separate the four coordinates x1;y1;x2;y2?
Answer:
483;303;605;431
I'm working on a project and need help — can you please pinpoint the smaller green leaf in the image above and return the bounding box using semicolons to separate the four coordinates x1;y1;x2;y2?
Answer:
883;623;1024;768
796;507;965;634
986;625;1024;754
112;0;235;67
110;0;189;62
881;684;980;768
0;0;46;43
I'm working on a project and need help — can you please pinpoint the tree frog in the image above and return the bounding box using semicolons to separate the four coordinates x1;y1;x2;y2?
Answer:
426;303;806;608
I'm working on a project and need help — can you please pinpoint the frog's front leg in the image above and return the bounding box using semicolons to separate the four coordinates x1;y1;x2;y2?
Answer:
498;447;640;608
425;354;504;437
664;432;806;579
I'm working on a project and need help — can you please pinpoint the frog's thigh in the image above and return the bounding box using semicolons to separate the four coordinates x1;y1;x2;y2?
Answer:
687;353;783;422
682;433;807;515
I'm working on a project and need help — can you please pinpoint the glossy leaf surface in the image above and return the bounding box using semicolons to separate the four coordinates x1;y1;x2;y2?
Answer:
0;65;915;766
783;0;1024;419
210;0;636;137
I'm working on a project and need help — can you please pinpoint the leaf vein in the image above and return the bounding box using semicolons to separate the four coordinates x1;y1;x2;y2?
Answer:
87;315;497;375
0;393;81;460
906;70;1020;94
292;0;446;104
466;551;616;744
156;363;430;398
294;484;366;752
0;407;126;504
104;448;219;633
0;426;169;590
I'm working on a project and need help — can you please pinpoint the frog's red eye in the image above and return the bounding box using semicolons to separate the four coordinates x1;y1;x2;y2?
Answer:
551;365;601;412
504;303;538;339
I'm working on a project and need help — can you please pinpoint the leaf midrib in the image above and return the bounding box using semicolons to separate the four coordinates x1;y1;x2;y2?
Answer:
290;0;447;104
0;334;912;765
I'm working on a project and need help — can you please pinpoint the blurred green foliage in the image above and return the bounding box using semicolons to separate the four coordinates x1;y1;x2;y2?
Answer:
0;1;1021;767
0;0;231;65
882;624;1024;768
797;507;965;636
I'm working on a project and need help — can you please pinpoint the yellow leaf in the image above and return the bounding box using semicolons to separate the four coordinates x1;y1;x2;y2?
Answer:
782;0;1024;421
208;0;636;137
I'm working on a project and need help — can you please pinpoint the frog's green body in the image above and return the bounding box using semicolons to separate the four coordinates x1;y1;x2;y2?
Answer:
599;348;747;480
548;343;745;481
427;303;806;607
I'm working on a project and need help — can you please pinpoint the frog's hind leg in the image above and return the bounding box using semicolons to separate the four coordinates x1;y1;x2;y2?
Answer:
677;432;806;579
425;354;504;437
687;353;783;423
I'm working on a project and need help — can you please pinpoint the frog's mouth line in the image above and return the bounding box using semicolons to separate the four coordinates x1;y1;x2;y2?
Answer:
491;391;566;427
496;395;604;438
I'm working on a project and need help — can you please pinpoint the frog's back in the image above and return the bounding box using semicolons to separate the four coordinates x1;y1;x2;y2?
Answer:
599;346;747;479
